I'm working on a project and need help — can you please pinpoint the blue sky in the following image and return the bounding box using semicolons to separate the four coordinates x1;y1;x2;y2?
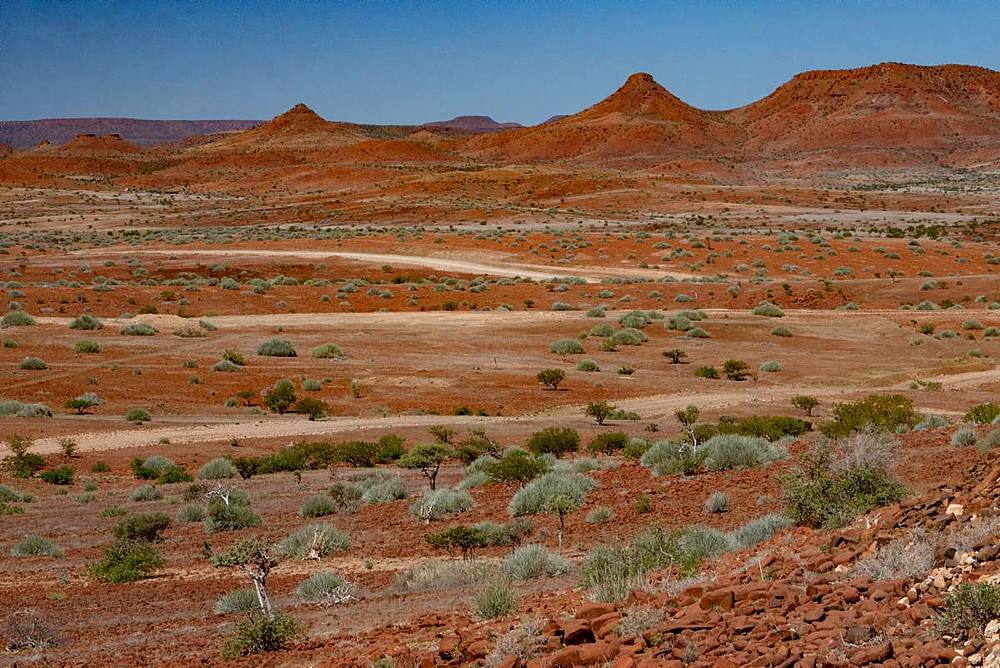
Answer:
1;1;997;123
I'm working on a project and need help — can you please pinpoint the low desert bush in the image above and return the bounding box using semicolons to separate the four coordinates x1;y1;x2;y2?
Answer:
501;544;571;580
951;427;978;447
549;339;584;355
294;570;361;605
90;540;163;583
220;612;301;659
114;512;171;542
704;491;729;514
129;484;163;502
409;489;474;521
474;580;518;620
11;535;64;558
701;434;788;471
937;582;1000;639
312;343;344;358
197;457;237;480
214;587;258;614
300;495;336;518
527;427;579;457
121;323;157;336
357;471;406;504
257;338;296;357
73;339;102;353
587;506;614;524
278;522;350;559
19;356;47;370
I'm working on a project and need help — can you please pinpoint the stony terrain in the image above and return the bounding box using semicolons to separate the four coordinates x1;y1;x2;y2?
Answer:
0;61;998;666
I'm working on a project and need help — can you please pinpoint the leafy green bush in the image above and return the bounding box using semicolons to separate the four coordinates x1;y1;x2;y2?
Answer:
1;310;35;327
588;431;629;454
19;356;47;370
759;360;782;373
508;472;595;548
753;302;785;317
610;328;647;346
125;407;151;423
694;366;719;379
783;444;906;528
221;612;301;659
473;580;517;620
278;523;350;559
526;427;579;458
114;512;170;542
90;540;163;583
11;535;63;558
40;466;74;485
257;338;297;357
262;379;296;414
771;326;792;337
820;395;919;438
937;583;1000;639
485;449;549;485
575;358;600;372
312;343;344;358
965;403;1000;425
74;339;102;353
204;498;261;533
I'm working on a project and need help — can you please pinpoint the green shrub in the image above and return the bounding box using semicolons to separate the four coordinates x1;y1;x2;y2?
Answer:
19;356;47;370
1;310;35;327
759;360;782;373
0;484;32;503
40;466;74;485
11;535;63;558
502;544;570;580
550;339;584;355
610;328;646;346
212;360;241;372
74;339;102;353
312;343;344;358
937;582;1000;639
204;495;261;533
0;400;51;418
783;445;906;529
327;482;364;513
686;327;710;338
90;540;163;583
753;302;784;317
527;427;580;457
820;395;919;438
679;526;734;562
771;326;792;337
965;403;1000;425
409;489;474;521
221;612;301;659
129;484;162;502
589;323;614;337
979;429;1000;451
69;314;102;330
278;522;350;559
694;366;719;379
121;323;157;336
114;512;170;542
485;449;549;485
214;587;259;614
257;338;297;357
125;407;151;423
473;580;517;620
576;358;600;372
588;431;629;454
197;457;237;480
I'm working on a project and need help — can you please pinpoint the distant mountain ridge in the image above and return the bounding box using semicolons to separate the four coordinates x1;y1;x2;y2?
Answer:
0;118;263;149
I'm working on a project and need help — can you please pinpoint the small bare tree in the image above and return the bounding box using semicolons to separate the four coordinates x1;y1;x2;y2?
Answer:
674;405;700;453
213;537;278;618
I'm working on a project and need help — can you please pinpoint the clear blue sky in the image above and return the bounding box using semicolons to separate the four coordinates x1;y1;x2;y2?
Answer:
1;0;998;124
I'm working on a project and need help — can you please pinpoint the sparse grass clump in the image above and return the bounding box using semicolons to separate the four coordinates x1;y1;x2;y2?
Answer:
73;339;102;353
294;570;361;605
214;587;258;614
129;484;163;502
11;535;64;558
704;491;729;514
121;323;157;336
701;434;788;471
549;338;584;355
409;488;474;521
473;580;517;620
300;495;336;518
951;427;977;447
502;544;571;580
357;471;406;504
278;523;350;559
